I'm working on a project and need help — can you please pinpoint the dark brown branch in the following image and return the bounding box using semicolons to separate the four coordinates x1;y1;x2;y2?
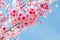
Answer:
5;23;20;33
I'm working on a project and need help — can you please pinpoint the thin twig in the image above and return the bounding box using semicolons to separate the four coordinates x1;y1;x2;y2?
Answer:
5;23;20;33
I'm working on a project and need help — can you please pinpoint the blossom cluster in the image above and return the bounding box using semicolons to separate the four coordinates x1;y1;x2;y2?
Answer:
0;0;55;40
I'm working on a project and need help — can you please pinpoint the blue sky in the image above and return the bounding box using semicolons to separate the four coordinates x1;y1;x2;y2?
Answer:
0;0;60;40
